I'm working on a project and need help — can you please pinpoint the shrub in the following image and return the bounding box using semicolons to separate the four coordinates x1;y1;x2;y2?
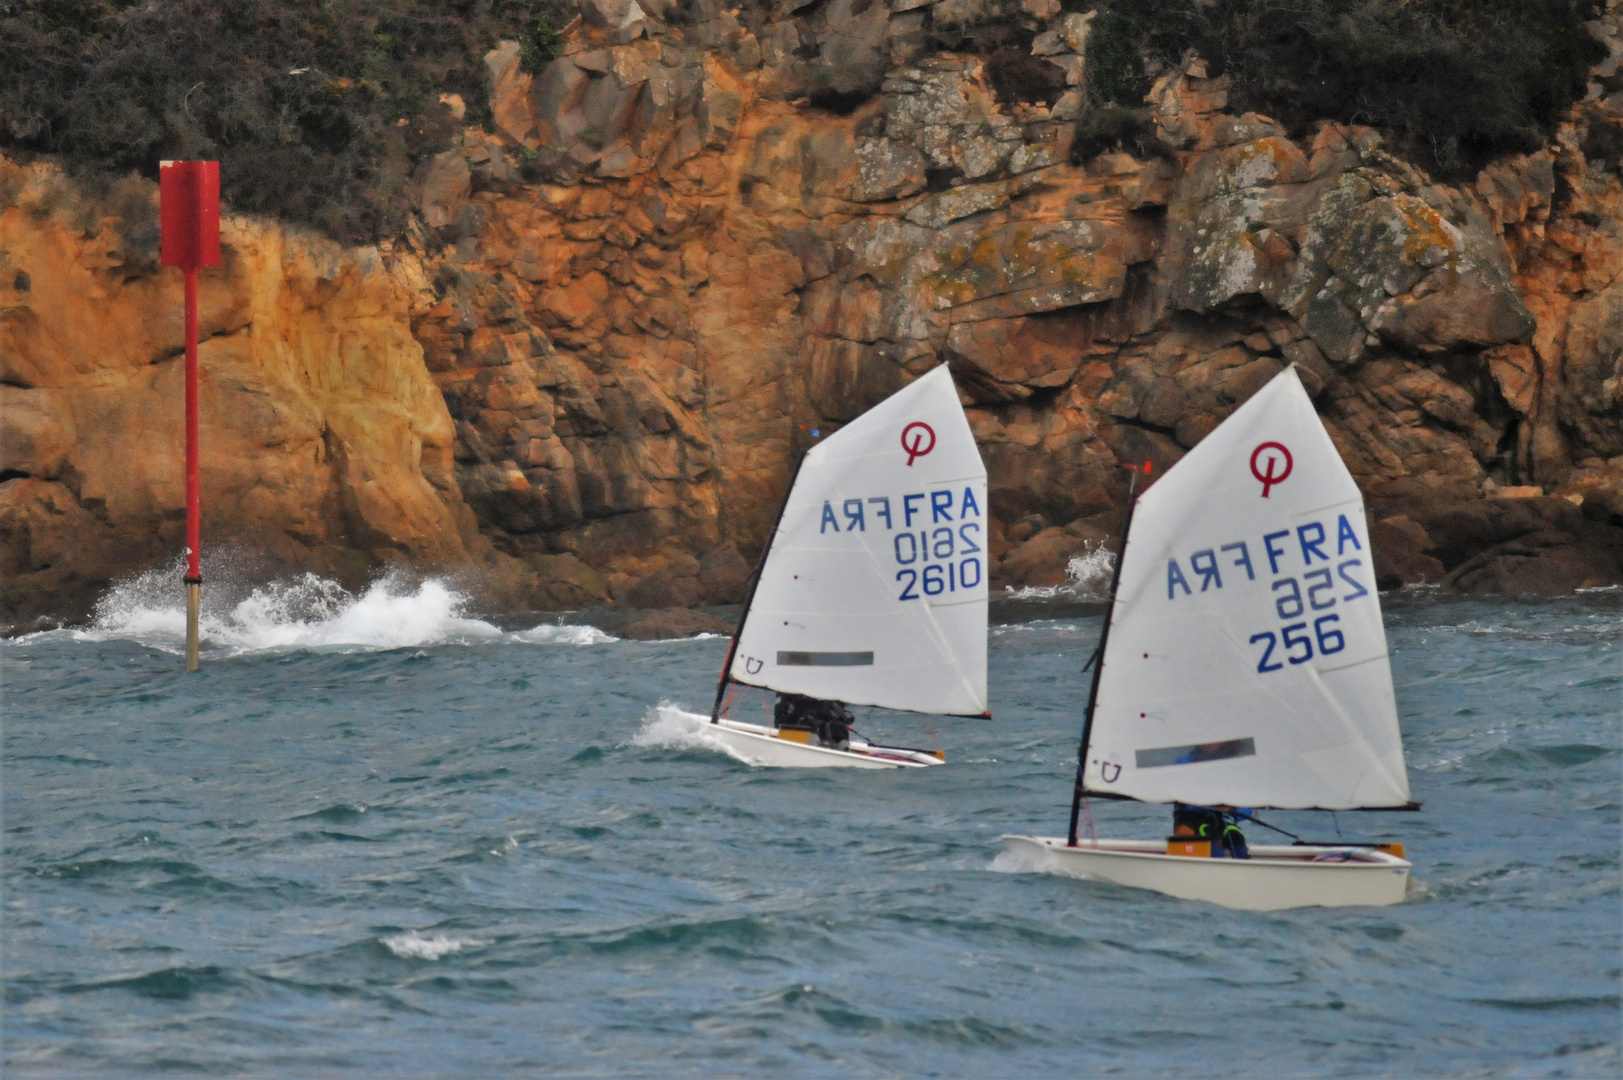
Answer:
0;0;555;243
1081;3;1153;109
986;46;1068;108
1072;104;1172;163
1082;0;1607;180
520;6;566;74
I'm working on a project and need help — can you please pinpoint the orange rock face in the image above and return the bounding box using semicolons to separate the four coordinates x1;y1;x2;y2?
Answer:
1;162;486;618
3;4;1621;619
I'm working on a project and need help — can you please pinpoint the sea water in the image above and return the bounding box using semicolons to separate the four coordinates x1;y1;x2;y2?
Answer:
2;570;1618;1076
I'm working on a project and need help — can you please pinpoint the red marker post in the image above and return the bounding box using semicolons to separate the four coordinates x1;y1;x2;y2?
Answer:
159;161;220;671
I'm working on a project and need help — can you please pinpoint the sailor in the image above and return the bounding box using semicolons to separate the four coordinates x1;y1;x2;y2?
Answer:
773;692;853;750
1172;803;1249;858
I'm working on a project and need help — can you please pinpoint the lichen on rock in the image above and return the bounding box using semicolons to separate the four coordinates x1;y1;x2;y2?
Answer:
3;0;1622;622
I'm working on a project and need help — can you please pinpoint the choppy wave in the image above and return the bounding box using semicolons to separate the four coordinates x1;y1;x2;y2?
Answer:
1384;593;1623;644
630;702;755;763
514;623;617;646
6;596;1619;1076
1001;541;1114;601
987;842;1058;875
379;930;491;961
5;562;613;655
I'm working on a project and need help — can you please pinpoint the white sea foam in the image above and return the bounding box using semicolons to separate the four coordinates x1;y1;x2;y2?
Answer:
10;561;612;656
379;930;490;961
987;843;1058;875
630;702;755;764
514;623;617;645
1002;541;1115;601
80;566;500;654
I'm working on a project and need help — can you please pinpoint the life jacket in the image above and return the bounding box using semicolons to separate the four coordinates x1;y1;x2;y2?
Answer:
1172;806;1224;841
1221;822;1250;859
1172;805;1249;859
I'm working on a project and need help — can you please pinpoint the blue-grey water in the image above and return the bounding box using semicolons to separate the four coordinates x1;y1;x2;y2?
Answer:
3;572;1619;1077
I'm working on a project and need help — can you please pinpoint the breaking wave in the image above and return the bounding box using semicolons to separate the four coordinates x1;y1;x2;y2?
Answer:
8;562;614;655
379;930;491;961
1002;541;1115;601
514;623;617;646
630;702;755;764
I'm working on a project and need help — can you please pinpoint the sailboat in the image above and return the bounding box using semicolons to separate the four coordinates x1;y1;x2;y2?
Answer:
1002;367;1417;909
705;365;989;769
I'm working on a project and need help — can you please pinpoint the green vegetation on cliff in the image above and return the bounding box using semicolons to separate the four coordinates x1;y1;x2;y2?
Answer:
0;0;1605;241
0;0;560;241
1085;0;1606;180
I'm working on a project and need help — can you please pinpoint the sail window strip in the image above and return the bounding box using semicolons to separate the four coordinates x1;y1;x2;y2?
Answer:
777;651;875;667
1135;737;1257;769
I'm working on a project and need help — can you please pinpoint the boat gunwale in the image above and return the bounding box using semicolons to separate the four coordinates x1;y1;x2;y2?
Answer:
713;717;942;768
1001;834;1411;869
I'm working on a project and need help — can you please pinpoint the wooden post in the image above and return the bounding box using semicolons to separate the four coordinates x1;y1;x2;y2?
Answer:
160;161;220;671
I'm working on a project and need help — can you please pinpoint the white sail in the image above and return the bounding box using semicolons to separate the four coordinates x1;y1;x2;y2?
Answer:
1082;367;1410;809
729;365;988;716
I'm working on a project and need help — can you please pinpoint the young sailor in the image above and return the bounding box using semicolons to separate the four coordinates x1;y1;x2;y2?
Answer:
773;693;853;750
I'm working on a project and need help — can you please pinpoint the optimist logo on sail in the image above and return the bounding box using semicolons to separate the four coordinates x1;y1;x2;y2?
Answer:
1250;442;1293;497
900;422;936;466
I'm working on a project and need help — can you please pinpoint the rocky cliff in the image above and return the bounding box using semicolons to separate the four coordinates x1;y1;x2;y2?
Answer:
3;0;1621;623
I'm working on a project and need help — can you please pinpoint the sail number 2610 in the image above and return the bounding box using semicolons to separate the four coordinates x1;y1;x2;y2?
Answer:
894;524;982;600
817;486;985;602
1248;560;1368;672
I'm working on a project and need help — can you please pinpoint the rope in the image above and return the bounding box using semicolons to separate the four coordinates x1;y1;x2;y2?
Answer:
920;714;943;757
1233;809;1302;841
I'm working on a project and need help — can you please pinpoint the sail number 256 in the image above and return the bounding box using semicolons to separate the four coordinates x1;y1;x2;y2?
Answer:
1248;559;1368;672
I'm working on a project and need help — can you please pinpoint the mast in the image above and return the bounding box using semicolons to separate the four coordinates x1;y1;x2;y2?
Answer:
709;447;809;723
1067;464;1146;846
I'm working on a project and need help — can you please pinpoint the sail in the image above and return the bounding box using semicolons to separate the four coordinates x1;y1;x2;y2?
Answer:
729;365;988;716
1082;367;1410;809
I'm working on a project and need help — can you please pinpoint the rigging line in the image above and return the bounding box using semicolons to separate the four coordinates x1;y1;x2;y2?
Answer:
1068;466;1142;847
709;447;808;723
1232;810;1302;841
919;713;943;758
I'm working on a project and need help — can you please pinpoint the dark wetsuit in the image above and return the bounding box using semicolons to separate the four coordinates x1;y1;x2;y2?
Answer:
773;693;853;750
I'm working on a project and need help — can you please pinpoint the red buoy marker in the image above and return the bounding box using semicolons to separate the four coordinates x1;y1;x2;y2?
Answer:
159;161;220;671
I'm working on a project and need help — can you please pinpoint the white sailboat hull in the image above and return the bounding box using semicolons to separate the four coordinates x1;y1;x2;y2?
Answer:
710;718;943;769
998;835;1410;910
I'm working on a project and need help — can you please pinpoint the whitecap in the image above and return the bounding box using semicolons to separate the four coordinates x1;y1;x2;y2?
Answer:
630;702;754;763
9;560;647;656
1002;541;1115;601
379;930;490;961
514;623;617;645
36;561;502;656
987;843;1058;875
